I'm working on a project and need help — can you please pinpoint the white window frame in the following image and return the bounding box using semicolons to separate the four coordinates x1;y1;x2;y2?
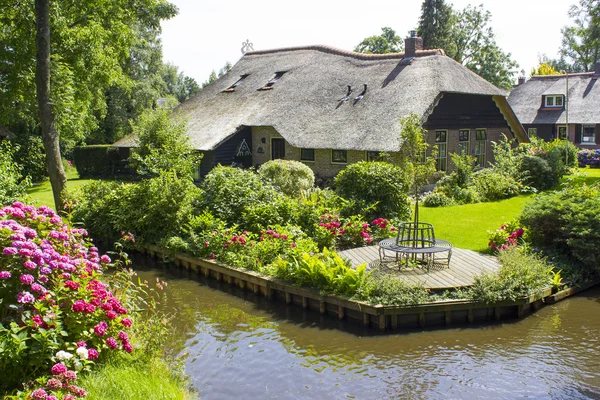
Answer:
435;130;448;172
458;129;470;155
582;125;596;145
545;95;564;108
475;128;487;168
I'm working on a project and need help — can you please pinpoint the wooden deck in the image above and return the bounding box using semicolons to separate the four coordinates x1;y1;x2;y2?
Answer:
338;245;500;290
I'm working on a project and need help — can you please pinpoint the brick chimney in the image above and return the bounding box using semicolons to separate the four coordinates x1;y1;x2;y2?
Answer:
404;31;424;58
518;76;526;85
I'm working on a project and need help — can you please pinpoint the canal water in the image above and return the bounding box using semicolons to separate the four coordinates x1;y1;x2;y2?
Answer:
137;259;600;400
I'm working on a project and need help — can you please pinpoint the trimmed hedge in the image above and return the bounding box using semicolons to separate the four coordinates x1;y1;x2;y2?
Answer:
73;145;122;178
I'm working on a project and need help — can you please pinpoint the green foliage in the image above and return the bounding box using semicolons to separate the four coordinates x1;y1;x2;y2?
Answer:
471;169;521;201
354;275;430;306
0;142;30;205
200;166;280;227
354;27;403;54
73;145;122;178
423;191;453;207
334;161;410;221
11;134;47;183
73;174;202;244
469;247;553;302
418;0;454;50
269;248;369;296
258;159;315;198
201;61;232;88
531;63;562;76
130;107;201;179
451;152;476;187
520;183;600;269
520;155;554;190
558;0;600;72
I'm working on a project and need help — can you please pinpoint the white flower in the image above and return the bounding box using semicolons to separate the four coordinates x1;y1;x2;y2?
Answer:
76;346;89;360
56;350;73;361
73;360;83;371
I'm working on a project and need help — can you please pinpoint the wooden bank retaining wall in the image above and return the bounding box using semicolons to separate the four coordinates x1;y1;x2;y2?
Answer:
143;245;577;331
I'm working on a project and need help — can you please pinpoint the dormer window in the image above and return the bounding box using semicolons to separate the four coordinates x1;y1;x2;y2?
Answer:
222;74;249;92
258;71;287;91
545;95;564;108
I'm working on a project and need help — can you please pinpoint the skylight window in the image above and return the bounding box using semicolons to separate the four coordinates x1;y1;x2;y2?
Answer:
222;74;249;92
258;71;287;91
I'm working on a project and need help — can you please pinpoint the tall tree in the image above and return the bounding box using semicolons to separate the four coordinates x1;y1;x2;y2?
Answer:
558;0;600;72
446;5;518;90
2;0;178;209
417;0;454;51
354;27;403;54
202;61;232;88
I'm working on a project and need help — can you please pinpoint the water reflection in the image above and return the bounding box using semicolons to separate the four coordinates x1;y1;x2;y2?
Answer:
134;257;600;400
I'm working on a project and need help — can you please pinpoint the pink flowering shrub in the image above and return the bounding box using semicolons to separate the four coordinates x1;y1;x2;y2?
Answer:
0;203;133;393
315;214;397;249
488;220;525;252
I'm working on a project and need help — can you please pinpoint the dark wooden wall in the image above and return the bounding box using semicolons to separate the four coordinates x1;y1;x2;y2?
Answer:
196;126;253;179
424;93;511;131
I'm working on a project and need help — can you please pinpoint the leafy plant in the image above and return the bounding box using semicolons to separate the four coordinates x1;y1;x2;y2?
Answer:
258;159;315;198
0;142;31;206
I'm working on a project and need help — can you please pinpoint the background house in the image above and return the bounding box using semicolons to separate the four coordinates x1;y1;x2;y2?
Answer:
117;35;527;179
508;63;600;150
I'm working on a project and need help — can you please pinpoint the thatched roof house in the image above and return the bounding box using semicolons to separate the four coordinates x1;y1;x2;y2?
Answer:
116;35;526;178
508;64;600;149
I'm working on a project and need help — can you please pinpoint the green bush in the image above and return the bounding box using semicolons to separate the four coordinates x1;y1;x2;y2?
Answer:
334;161;410;221
354;275;430;305
73;145;122;178
423;192;453;207
469;247;553;302
0;141;30;205
200;166;279;226
11;134;47;182
519;184;600;269
472;169;521;201
74;174;202;243
520;155;555;190
258;159;315;198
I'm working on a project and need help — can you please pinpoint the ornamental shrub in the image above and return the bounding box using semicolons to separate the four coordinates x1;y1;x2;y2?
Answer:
471;169;521;201
334;161;410;221
0;142;30;205
0;203;134;393
487;220;525;252
200;166;279;226
354;275;429;306
519;155;555;190
469;247;553;303
519;184;600;269
11;134;47;183
258;159;315;198
423;192;453;207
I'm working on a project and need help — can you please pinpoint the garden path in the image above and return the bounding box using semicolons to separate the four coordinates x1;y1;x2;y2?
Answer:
338;246;500;290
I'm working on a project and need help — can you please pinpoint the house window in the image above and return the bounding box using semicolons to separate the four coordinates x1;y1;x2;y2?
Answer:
222;74;249;92
545;95;564;108
366;151;383;161
331;150;348;164
271;138;285;159
475;129;487;168
458;129;470;155
582;125;596;144
258;71;287;91
301;148;315;162
435;130;447;171
528;128;537;138
558;126;568;140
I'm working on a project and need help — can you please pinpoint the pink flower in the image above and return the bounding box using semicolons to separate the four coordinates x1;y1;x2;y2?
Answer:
118;331;128;342
2;247;17;255
47;397;58;400
63;395;77;400
17;291;35;304
69;385;87;397
121;318;132;327
106;337;118;350
94;322;108;337
20;274;35;285
0;271;11;279
31;388;48;399
210;253;215;259
31;283;45;293
87;348;99;360
46;378;63;390
100;255;111;263
106;310;117;320
63;370;77;381
64;280;80;290
24;260;37;270
77;341;87;348
123;342;133;353
51;363;67;375
72;300;86;313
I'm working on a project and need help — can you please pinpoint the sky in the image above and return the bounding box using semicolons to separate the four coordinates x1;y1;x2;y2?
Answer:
160;0;574;86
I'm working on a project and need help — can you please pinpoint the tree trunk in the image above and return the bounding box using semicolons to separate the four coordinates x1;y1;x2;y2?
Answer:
35;0;67;212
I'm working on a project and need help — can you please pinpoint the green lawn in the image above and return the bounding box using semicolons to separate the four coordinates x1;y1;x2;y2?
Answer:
26;167;94;209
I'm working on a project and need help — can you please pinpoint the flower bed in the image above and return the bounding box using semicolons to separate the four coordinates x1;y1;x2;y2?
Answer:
578;149;600;168
0;202;134;397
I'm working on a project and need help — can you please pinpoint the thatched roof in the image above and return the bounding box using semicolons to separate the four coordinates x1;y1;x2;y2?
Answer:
508;72;600;125
117;45;510;151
